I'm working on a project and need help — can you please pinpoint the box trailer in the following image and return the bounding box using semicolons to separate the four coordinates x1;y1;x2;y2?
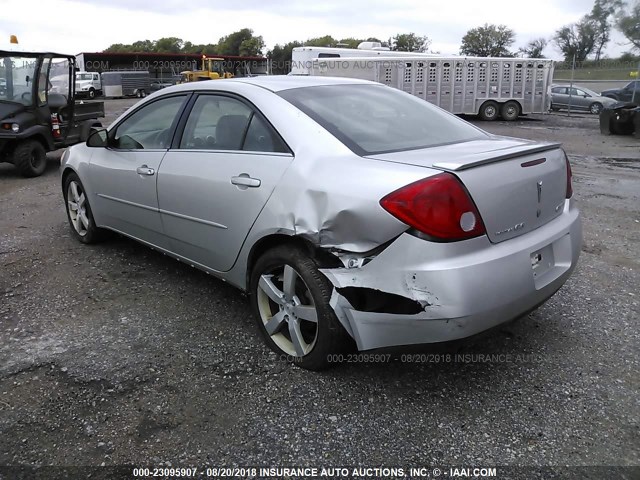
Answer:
101;71;151;98
307;55;554;121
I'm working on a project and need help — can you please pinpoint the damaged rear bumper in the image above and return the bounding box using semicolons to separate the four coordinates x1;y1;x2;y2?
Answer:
321;202;582;350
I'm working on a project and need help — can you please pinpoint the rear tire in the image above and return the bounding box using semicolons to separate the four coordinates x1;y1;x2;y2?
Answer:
140;90;147;98
500;101;521;121
13;140;47;177
478;101;500;121
249;245;351;371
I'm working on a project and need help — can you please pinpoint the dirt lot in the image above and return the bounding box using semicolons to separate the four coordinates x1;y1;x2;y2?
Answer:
0;99;638;476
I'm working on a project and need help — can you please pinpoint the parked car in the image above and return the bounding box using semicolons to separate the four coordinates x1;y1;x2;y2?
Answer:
60;76;582;370
601;80;640;103
550;84;618;114
150;80;173;92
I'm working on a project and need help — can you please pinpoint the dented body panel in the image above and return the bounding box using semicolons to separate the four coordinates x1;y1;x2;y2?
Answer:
320;200;581;350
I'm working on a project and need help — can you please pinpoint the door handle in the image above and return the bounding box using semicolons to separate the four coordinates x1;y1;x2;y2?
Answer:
136;165;155;176
231;175;261;188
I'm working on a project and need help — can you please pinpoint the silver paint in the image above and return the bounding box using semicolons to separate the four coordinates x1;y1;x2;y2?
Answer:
61;76;582;350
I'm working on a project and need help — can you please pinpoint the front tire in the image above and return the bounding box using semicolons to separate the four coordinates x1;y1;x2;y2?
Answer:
63;173;107;244
249;245;351;371
13;140;47;177
88;88;95;99
589;102;603;115
478;101;500;121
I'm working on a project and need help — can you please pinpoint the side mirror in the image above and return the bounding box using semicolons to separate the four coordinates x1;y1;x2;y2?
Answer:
87;127;108;147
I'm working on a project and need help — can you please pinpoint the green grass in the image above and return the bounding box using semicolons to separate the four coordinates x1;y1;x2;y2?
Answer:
553;69;639;81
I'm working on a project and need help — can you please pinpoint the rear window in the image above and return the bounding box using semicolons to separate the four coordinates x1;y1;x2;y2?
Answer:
278;84;486;155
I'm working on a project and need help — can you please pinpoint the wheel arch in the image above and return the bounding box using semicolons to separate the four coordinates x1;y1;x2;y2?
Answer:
61;165;77;191
6;133;52;158
244;233;341;290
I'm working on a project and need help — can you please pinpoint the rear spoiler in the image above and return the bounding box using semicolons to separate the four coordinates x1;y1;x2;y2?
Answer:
433;142;562;171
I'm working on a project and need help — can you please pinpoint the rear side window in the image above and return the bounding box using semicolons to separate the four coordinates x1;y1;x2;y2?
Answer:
243;115;289;153
180;95;252;150
180;94;289;153
278;84;486;155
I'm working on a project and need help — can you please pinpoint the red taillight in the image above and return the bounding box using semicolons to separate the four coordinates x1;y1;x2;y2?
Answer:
380;173;486;241
565;157;573;199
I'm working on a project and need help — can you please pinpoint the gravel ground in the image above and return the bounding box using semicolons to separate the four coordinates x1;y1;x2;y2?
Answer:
0;99;638;477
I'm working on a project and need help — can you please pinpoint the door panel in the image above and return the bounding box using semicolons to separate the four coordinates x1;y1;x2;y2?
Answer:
88;94;189;247
157;150;292;272
90;149;168;247
157;93;293;272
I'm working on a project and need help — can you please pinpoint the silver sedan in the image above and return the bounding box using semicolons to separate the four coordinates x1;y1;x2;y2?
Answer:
61;76;582;370
550;84;618;114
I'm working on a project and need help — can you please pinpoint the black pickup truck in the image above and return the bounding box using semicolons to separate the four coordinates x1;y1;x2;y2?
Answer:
1;50;104;177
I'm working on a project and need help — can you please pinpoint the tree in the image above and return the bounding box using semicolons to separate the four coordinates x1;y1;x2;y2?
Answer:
239;36;265;57
391;33;431;52
554;15;599;63
589;0;624;60
518;38;548;58
216;28;257;56
130;40;155;53
268;41;304;74
103;43;130;53
617;0;640;52
154;37;184;54
304;35;338;47
460;24;515;57
335;38;361;49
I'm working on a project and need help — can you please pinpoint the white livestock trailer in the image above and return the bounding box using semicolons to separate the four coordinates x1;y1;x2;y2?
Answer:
305;55;555;121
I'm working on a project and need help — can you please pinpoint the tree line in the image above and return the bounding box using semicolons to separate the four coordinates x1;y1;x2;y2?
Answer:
103;0;639;68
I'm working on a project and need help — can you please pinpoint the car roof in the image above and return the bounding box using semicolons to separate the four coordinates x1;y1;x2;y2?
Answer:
167;75;375;94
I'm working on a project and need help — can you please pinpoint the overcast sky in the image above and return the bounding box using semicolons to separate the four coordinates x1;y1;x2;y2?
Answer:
0;0;631;59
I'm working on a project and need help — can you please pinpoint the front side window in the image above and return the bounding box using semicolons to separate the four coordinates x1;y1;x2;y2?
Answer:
112;95;187;149
0;55;37;105
279;84;486;155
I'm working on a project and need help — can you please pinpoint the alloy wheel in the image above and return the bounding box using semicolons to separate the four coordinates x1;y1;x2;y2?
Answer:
256;264;319;357
67;180;89;236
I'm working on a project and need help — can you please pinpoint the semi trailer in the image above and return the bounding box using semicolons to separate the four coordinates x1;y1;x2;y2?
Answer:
302;53;554;121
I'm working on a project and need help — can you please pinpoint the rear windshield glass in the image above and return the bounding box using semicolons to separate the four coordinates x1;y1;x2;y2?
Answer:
278;84;487;155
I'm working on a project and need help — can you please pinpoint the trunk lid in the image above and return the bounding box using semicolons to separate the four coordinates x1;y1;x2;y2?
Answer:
367;136;568;243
